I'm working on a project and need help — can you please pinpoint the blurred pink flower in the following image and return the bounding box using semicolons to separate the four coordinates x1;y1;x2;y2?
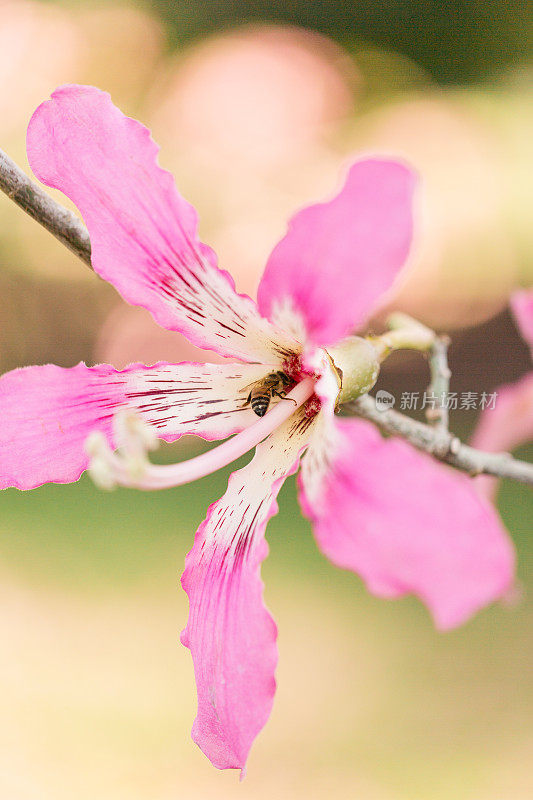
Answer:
150;25;356;170
0;0;164;283
472;290;533;498
350;95;518;329
144;24;357;309
0;0;163;146
0;0;79;142
0;86;514;773
512;291;533;349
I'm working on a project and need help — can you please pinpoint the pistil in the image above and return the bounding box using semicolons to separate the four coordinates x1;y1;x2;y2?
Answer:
86;377;315;491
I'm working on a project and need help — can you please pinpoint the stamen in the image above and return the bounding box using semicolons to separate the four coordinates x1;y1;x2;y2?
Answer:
86;377;315;491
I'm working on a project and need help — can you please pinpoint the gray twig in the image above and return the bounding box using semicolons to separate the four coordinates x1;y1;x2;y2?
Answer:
426;335;451;430
349;394;533;487
0;148;92;269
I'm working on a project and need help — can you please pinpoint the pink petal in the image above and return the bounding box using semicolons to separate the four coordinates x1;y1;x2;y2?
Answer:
511;290;533;353
0;360;276;490
299;418;515;630
257;159;416;347
181;410;315;772
471;373;533;498
26;85;297;364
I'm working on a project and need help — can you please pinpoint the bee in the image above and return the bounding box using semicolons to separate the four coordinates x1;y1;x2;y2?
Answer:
240;371;294;417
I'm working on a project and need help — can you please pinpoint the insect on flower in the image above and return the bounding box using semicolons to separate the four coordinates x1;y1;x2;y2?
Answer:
241;370;294;417
0;85;514;775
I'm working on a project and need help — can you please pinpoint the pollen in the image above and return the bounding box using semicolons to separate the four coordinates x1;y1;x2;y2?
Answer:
282;354;306;382
304;395;322;418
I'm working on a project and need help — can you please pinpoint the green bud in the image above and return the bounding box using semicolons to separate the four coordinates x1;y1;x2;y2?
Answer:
327;336;380;405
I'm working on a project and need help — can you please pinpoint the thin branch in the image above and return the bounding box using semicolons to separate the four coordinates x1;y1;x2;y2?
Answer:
426;335;451;430
349;394;533;487
0;148;92;269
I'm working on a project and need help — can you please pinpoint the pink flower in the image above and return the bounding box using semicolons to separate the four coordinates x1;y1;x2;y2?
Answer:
472;290;533;497
0;85;514;774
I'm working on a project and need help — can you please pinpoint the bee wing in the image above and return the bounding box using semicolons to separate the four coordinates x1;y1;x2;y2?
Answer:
239;372;279;394
239;378;263;395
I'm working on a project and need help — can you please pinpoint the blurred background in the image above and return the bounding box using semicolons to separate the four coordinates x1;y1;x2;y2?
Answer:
0;0;532;797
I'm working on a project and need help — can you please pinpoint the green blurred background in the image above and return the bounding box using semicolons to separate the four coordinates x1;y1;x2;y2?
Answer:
0;0;532;797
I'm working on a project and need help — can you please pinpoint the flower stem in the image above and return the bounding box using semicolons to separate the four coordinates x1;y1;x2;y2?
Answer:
369;312;436;361
426;335;451;430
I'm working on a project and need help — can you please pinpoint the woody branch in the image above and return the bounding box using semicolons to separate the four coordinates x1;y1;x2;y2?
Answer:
350;394;533;487
0;148;92;268
1;147;532;488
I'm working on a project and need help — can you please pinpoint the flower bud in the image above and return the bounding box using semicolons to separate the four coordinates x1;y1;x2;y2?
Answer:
327;336;380;404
